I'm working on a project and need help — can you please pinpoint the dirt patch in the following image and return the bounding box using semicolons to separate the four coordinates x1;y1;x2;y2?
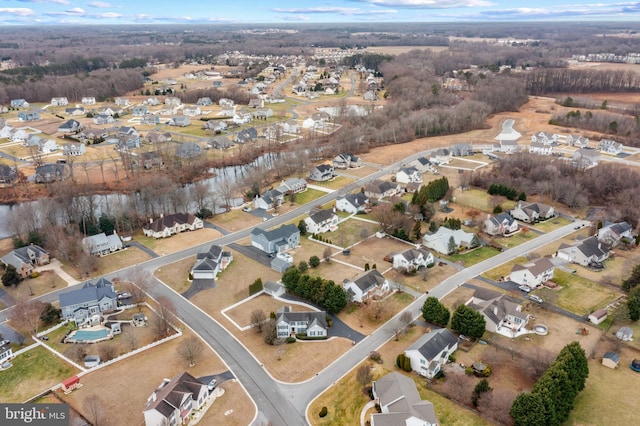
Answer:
225;294;312;329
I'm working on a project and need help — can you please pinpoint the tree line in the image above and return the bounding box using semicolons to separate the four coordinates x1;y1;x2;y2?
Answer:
281;267;347;314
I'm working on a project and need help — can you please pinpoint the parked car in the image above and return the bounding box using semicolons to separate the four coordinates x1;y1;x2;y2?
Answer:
208;378;218;391
518;285;532;293
117;292;132;300
528;294;543;304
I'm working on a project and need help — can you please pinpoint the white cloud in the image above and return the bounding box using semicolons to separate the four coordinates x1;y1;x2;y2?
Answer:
89;1;112;7
16;0;70;4
66;7;85;14
0;8;36;16
350;0;494;7
272;6;397;16
280;14;311;21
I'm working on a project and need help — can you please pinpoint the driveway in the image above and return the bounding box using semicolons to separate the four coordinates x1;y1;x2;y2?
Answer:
182;278;216;300
129;241;159;258
229;243;273;267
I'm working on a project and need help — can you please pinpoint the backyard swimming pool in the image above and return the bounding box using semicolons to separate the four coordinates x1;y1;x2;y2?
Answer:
66;328;111;343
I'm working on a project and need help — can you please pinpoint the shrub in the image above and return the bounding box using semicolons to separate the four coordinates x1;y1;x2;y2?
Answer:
285;337;296;344
369;351;381;363
319;407;328;418
396;353;406;369
465;366;474;375
403;355;412;372
309;255;321;268
30;271;40;279
249;278;263;295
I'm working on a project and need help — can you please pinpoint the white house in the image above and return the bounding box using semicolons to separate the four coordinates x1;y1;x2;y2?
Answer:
467;288;530;338
190;244;233;281
597;221;635;247
143;372;209;426
254;188;284;211
597;139;623;155
423;227;479;255
556;236;610;266
509;257;555;289
510;201;555;223
51;97;69;106
530;131;557;145
182;106;202;117
371;372;439;426
81;97;96;105
566;134;589;148
275;307;327;338
573;148;600;168
392;247;434;272
396;166;423;184
343;269;390;303
304;209;338;234
309;164;336;182
405;328;458;379
364;180;402;200
335;193;369;214
429;148;452;165
529;141;553;155
82;232;123;256
484;213;519;237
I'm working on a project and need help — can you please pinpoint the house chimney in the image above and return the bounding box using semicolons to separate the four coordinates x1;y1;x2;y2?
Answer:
149;218;153;224
160;213;164;219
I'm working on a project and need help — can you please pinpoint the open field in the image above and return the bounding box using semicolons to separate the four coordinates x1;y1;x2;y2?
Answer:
209;208;263;232
334;235;414;270
60;329;253;426
306;257;362;285
452;188;516;212
0;345;79;402
337;291;415;336
323;218;381;249
134;227;222;255
310;176;354;189
292;188;325;205
447;246;501;267
537;270;621;317
386;262;460;294
490;229;537;249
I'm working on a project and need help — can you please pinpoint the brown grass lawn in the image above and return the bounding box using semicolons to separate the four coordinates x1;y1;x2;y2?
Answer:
323;218;381;249
307;258;362;284
308;325;491;426
225;294;312;328
482;256;529;281
337;292;416;336
310;175;355;190
288;236;338;267
490;229;538;249
335;235;415;271
388;262;460;294
531;216;572;232
135;228;222;256
209;208;264;232
60;329;254;426
0;345;79;403
155;257;193;294
3;270;66;300
338;166;379;178
92;246;153;277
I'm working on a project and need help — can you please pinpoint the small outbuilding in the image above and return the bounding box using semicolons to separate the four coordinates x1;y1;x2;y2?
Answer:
588;309;608;325
61;375;82;394
602;352;620;369
84;355;101;368
264;281;285;297
616;326;633;341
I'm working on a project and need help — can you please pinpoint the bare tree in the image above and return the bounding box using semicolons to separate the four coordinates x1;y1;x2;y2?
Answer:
150;296;177;340
121;326;138;351
99;342;119;362
250;309;267;333
177;336;204;367
355;364;373;390
10;299;46;337
83;394;107;426
323;247;332;263
397;311;414;335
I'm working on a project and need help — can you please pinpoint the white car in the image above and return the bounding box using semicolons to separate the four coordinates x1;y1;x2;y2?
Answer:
518;285;532;293
117;292;132;300
528;295;543;304
208;379;218;391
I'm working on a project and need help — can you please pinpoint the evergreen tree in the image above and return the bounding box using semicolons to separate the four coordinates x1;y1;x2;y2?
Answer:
421;297;450;327
2;265;21;287
627;286;640;320
451;304;486;339
622;263;640;292
511;393;547;426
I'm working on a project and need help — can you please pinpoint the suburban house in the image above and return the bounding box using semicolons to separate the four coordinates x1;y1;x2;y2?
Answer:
556;236;610;266
143;372;209;426
1;245;50;278
250;224;300;254
496;139;519;153
304;209;339;234
232;112;252;125
530;131;558;145
11;99;29;108
57;119;83;133
396;167;423;184
175;142;201;159
423;227;478;255
35;163;70;183
275;306;328;338
529;141;553;155
203;120;228;133
82;232;124;256
597;221;635;247
0;165;18;188
218;98;234;107
59;278;117;324
271;256;293;273
143;213;203;239
371;372;439;426
164;97;181;106
191;244;233;281
364;180;402;200
332;153;362;169
405;328;459;379
248;98;264;108
430;148;452;165
182;106;202;117
18;110;41;121
236;127;258;144
566;134;589;148
93;114;115;125
62;142;87;157
252;108;273;119
115;97;131;106
26;135;59;154
264;281;286;297
147;132;172;144
209;136;233;150
572;148;600;169
410;157;436;173
278;177;307;194
141;114;160;125
137;151;164;170
509;257;555;289
81;97;96;105
483;213;519;237
467;288;530;338
115;134;142;152
168;116;191;127
451;143;473;156
392;247;434;272
65;106;85;116
196;97;212;106
309;164;336;182
0;340;13;364
509;201;555;223
342;269;390;303
597;139;623;155
254;188;284;211
335;193;369;214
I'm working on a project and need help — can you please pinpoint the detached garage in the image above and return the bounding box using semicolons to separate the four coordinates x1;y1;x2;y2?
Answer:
602;352;620;369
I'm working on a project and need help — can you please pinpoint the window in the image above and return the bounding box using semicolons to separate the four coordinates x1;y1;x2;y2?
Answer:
420;359;425;365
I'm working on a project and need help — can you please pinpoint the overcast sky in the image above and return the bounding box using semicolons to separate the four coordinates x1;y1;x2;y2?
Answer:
1;0;639;25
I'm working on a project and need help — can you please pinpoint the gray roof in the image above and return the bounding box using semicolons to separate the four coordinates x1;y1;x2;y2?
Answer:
576;236;610;258
197;244;223;261
343;192;368;208
276;310;327;328
372;372;438;425
264;281;284;293
270;256;292;271
192;258;218;272
603;351;620;362
406;328;458;361
251;224;299;243
350;269;386;292
308;209;335;225
59;278;116;308
1;245;48;270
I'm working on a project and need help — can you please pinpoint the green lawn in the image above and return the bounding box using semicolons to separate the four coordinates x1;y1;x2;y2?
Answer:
447;246;501;267
531;216;572;232
491;230;537;249
537;270;621;316
482;256;529;281
311;176;355;190
0;345;78;402
293;188;326;206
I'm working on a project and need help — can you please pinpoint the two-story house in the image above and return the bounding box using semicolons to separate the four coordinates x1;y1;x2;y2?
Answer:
405;328;459;379
59;278;117;324
509;201;555;223
1;245;50;278
556;236;610;266
57;119;83;133
304;209;339;234
254;188;284;211
343;269;390;303
484;213;519;237
142;213;203;239
190;244;233;281
468;288;530;338
250;224;300;254
143;372;209;426
597;221;635;247
364;180;401;201
371;372;439;426
82;232;123;256
50;97;68;106
597;139;623;155
332;153;361;169
529;141;553;155
309;164;336;182
423;227;479;255
392;247;434;272
335;193;369;214
275;307;328;338
509;257;555;289
396;167;423;184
